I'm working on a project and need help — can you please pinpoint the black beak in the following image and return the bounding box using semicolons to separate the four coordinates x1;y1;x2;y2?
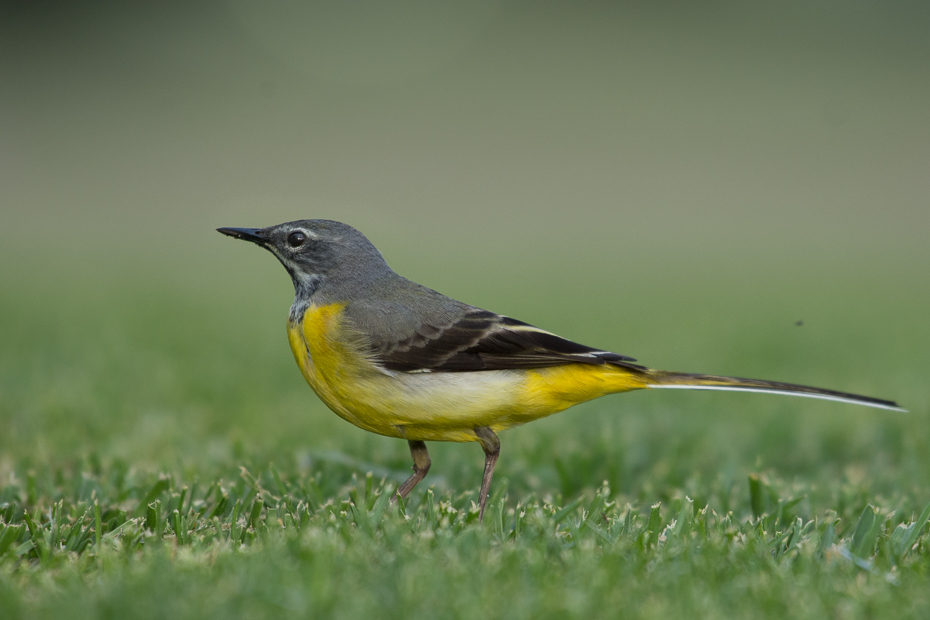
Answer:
217;227;265;244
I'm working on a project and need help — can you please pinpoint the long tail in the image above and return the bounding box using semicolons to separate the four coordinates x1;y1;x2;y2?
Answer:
642;370;906;412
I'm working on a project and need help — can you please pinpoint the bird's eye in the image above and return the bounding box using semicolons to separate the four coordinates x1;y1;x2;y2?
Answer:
287;231;307;248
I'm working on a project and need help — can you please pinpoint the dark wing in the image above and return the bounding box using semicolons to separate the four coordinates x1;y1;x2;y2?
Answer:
367;308;644;373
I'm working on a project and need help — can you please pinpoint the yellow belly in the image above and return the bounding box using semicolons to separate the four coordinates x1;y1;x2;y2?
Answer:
286;303;647;443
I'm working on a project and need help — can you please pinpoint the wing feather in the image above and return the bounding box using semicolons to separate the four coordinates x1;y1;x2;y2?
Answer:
367;309;642;373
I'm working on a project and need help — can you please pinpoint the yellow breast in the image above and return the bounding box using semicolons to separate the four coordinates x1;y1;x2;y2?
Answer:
286;303;384;432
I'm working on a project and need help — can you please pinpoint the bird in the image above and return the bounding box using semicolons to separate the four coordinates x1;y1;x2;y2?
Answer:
218;219;904;519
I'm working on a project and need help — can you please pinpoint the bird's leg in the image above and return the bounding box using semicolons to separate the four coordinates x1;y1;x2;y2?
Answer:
474;426;501;522
393;440;431;502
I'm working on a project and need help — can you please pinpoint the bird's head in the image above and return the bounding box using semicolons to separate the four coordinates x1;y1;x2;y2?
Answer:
217;219;390;297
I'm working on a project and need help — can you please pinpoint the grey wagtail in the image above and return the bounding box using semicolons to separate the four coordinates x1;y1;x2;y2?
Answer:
218;219;903;519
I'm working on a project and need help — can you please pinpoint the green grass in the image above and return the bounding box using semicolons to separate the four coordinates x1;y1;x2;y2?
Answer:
2;467;930;619
1;243;929;619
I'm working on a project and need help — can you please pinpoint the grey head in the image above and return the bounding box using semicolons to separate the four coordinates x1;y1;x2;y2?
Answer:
217;219;394;301
219;219;473;339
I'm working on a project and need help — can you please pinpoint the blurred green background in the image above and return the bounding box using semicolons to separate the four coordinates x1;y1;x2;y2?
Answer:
1;1;928;506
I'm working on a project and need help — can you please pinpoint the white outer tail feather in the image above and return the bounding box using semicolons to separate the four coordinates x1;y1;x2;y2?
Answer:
648;383;907;412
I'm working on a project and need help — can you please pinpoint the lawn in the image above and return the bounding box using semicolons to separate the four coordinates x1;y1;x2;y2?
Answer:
1;233;928;619
3;3;929;616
